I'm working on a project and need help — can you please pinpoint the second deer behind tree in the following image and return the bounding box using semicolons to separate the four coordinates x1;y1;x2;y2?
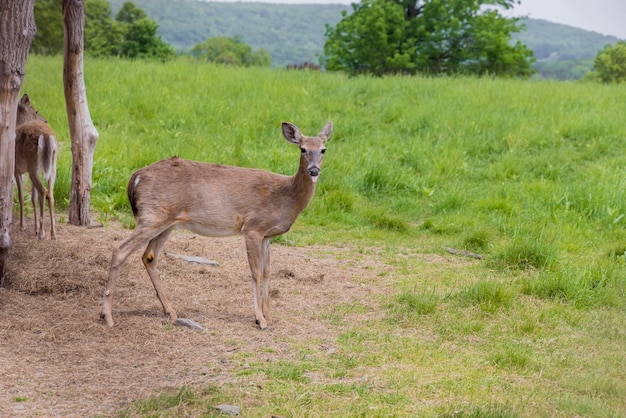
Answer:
15;94;58;240
101;121;332;329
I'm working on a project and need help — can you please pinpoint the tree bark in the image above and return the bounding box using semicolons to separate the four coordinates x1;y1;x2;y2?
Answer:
0;1;36;285
63;0;98;226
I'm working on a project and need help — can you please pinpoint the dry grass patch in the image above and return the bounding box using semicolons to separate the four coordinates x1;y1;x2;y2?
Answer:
0;218;393;417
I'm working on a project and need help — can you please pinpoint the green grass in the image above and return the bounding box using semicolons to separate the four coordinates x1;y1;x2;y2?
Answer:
20;55;626;417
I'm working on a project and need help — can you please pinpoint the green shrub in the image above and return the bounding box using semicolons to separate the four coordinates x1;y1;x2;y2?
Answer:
455;281;513;313
521;260;625;309
387;288;439;323
491;234;557;271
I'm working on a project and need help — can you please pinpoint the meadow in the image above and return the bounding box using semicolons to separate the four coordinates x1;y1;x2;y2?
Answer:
17;55;626;417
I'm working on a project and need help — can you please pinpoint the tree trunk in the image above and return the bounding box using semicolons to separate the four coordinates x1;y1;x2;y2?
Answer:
0;1;36;285
63;0;98;226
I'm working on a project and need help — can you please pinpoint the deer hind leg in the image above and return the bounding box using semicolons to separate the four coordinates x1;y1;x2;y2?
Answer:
46;168;56;240
31;186;44;239
245;232;269;329
141;227;177;321
28;170;47;239
101;226;164;326
15;173;25;231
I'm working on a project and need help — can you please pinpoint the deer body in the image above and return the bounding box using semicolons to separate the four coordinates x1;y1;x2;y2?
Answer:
129;161;313;238
15;94;58;240
101;121;332;328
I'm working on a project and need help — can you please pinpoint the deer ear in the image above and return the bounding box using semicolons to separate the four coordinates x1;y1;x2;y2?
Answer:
282;122;303;145
20;94;30;105
318;121;332;141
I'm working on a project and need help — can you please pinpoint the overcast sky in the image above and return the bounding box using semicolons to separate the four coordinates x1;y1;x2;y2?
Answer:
203;0;626;39
504;0;626;39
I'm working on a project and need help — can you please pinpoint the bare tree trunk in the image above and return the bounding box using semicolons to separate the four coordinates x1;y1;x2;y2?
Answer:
0;1;36;285
63;0;98;226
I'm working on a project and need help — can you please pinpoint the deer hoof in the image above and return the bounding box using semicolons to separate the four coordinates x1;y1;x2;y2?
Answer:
165;312;178;322
101;313;115;327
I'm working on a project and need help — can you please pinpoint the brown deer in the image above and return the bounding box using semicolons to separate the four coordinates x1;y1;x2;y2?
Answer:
101;121;332;328
15;94;58;240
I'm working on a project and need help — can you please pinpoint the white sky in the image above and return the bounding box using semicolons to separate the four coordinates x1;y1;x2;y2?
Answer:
202;0;626;39
505;0;626;39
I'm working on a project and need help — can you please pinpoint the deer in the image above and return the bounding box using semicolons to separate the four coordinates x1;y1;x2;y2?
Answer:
15;94;58;240
101;121;332;329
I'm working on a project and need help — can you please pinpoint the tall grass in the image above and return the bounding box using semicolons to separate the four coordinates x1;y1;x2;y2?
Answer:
20;55;626;416
22;57;626;255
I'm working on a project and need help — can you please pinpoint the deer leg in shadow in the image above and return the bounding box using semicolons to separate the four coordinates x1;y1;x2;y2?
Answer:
28;171;47;239
142;226;177;321
15;173;25;231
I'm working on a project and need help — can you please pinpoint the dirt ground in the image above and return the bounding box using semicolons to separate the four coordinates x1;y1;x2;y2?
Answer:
0;216;398;417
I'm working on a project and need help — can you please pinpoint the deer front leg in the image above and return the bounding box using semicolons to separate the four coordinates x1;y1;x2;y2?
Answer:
102;262;121;327
101;228;155;326
260;237;272;324
142;227;177;321
245;233;268;329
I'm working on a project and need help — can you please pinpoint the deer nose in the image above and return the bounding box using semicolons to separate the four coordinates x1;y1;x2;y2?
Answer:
308;166;320;177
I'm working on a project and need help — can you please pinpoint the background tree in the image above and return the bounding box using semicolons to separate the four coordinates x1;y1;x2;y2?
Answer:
115;2;175;60
84;0;122;57
0;0;37;284
190;36;271;67
31;0;173;59
31;0;64;55
591;41;626;83
322;0;535;77
321;0;413;76
115;1;146;24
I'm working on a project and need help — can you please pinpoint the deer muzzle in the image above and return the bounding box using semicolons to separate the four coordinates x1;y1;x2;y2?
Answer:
308;166;320;182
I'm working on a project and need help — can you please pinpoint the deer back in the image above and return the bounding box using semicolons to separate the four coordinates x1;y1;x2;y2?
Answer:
128;157;307;237
15;120;58;178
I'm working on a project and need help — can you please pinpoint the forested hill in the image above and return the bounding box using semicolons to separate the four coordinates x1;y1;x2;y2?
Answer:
108;0;621;78
514;18;622;79
516;18;620;60
108;0;351;67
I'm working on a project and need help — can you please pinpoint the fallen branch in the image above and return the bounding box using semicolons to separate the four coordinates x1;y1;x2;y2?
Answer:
443;247;484;260
175;318;205;331
165;252;219;266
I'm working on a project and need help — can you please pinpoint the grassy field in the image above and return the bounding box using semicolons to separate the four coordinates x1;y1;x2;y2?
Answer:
19;55;626;417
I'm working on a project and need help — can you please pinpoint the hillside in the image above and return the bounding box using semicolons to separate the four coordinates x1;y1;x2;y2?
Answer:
108;0;350;67
108;0;621;78
513;18;622;80
514;18;620;61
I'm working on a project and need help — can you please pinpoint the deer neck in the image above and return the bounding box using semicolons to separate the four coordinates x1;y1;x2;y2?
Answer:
287;155;317;210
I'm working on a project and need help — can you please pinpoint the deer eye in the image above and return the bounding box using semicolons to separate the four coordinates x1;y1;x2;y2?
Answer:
321;148;326;154
300;147;306;154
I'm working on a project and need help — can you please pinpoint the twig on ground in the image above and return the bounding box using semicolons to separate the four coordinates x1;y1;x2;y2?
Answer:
443;247;484;259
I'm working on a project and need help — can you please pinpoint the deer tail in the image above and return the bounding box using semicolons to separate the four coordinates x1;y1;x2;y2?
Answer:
39;134;57;179
127;171;140;217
